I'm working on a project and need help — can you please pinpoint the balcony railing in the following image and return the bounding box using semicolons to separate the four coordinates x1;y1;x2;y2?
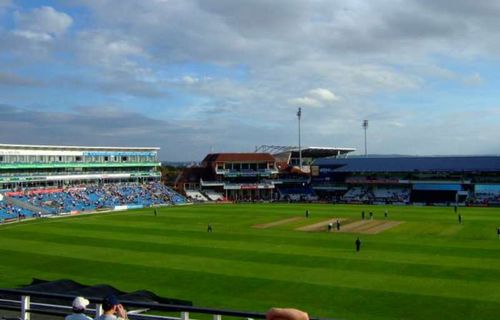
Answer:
0;162;160;170
0;171;161;183
200;180;225;187
0;289;328;320
215;169;279;177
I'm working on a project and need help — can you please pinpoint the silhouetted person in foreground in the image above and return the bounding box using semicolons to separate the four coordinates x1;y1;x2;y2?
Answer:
65;296;92;320
96;295;128;320
458;214;462;224
336;219;340;231
305;210;309;218
267;308;309;320
355;237;361;252
207;223;213;232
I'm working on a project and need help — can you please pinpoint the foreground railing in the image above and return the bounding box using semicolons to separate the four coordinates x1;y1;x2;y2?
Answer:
0;289;326;320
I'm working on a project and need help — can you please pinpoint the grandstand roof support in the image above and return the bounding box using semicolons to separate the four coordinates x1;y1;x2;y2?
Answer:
363;120;368;156
297;107;302;169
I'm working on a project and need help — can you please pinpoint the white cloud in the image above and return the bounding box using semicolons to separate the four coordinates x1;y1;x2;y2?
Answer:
107;39;145;57
75;30;148;75
182;76;200;85
14;6;72;38
462;72;483;86
289;88;339;108
12;30;52;42
349;65;421;91
308;88;339;102
3;1;500;158
288;96;322;108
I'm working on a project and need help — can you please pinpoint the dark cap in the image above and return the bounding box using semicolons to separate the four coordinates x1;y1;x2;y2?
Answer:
102;295;119;311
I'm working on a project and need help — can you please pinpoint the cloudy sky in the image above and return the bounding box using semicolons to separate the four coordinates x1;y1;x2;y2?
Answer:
1;0;499;160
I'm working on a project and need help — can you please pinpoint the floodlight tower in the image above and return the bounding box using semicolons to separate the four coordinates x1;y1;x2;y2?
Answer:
297;107;302;169
363;120;368;156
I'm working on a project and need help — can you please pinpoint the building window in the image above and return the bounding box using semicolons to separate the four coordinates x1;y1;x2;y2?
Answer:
76;156;83;162
0;156;3;162
104;156;109;162
122;156;128;162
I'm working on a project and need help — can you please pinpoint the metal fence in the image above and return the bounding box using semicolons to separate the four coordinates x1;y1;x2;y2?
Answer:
0;288;271;320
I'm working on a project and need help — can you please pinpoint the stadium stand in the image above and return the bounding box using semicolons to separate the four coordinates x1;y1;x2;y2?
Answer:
185;190;209;202
176;153;278;201
473;184;500;205
0;144;161;191
342;186;367;201
176;148;354;202
0;200;34;220
277;186;318;201
6;182;185;214
203;190;225;201
373;187;410;203
340;186;409;203
0;144;188;218
312;156;500;205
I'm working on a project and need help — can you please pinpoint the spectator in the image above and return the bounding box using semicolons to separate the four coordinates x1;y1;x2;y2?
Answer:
66;296;92;320
95;295;128;320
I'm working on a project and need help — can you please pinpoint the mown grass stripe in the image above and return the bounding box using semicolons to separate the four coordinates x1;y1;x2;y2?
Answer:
0;250;499;320
0;238;499;303
1;203;500;320
2;229;500;284
37;219;500;258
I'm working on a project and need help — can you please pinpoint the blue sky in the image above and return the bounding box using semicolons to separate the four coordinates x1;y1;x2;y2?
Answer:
0;0;499;160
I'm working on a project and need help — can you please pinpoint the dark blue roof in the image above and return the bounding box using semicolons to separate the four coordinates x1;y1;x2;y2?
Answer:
314;156;500;173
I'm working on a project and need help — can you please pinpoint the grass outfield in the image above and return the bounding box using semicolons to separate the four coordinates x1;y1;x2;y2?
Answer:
1;204;500;320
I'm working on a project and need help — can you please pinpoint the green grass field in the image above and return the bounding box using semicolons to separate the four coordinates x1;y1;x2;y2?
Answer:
1;203;500;320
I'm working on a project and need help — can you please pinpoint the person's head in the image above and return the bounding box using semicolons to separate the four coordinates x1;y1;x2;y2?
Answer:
72;296;89;314
266;308;309;320
102;295;120;312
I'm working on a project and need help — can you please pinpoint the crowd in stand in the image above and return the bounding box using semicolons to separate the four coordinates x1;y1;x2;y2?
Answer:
0;182;186;218
0;201;34;220
341;186;410;203
472;193;500;205
277;187;318;202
